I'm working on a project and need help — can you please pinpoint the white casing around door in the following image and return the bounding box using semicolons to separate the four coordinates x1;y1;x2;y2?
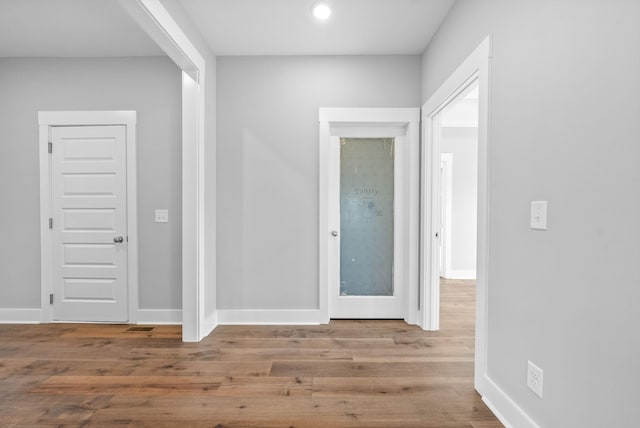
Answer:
50;125;128;322
319;108;420;324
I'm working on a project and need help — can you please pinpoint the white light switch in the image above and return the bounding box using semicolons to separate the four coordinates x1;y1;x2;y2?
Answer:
155;209;169;223
530;201;547;230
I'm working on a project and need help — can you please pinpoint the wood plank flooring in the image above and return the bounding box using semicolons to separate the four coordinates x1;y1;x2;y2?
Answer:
0;279;502;427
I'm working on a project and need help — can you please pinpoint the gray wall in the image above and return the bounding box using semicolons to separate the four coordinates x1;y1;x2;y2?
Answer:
217;55;422;309
0;57;182;311
422;1;640;426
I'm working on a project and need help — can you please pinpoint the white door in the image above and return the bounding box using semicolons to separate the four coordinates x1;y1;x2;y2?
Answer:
329;135;406;318
50;125;128;322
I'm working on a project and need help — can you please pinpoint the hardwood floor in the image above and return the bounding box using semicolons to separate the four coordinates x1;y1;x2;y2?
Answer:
0;280;502;427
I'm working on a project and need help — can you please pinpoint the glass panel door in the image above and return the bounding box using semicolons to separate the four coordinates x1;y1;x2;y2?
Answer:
339;138;394;296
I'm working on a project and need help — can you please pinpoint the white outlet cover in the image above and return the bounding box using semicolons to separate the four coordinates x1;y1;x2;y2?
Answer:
155;209;169;223
530;201;548;230
527;360;544;399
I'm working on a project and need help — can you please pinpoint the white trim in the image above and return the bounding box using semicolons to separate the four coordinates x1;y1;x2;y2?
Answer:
440;153;453;278
136;309;182;325
38;122;52;322
181;72;202;341
202;310;218;333
118;0;201;82
0;309;41;324
319;108;417;123
420;35;492;396
444;270;477;280
422;36;492;116
328;125;407;138
482;375;541;428
318;108;420;324
121;0;214;342
38;110;139;324
38;111;138;126
319;120;331;323
217;310;322;325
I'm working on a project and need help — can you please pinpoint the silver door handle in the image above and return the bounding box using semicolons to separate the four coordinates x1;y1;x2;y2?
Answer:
331;230;339;237
113;236;124;243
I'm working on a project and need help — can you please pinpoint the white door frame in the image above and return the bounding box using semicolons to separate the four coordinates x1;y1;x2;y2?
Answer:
120;0;210;341
421;36;492;392
38;111;139;323
319;108;420;324
440;153;453;279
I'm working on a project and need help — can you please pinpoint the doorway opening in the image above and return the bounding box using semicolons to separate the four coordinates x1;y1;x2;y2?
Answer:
423;76;482;332
435;81;479;338
425;77;480;329
439;82;479;282
420;36;491;392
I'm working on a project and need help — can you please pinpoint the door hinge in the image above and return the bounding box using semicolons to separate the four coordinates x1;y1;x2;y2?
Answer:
49;218;53;229
48;142;52;154
49;293;53;305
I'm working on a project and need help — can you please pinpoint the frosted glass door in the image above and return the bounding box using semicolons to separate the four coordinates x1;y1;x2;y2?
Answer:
340;138;394;296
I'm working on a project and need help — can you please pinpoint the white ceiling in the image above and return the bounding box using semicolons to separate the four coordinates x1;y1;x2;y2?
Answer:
0;0;164;57
0;0;455;58
179;0;455;56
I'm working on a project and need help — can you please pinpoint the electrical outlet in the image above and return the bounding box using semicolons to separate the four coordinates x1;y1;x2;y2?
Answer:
527;360;544;399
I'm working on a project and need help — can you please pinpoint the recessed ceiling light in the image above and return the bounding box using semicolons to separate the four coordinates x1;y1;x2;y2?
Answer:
312;2;331;20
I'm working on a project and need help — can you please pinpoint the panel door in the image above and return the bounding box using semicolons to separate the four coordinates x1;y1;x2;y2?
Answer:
50;125;128;322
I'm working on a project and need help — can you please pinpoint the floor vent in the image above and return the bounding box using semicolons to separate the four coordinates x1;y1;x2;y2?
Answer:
125;326;155;332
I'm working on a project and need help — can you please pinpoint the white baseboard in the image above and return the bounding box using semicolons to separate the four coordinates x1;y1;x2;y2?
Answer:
0;308;183;325
201;310;218;339
481;374;540;428
0;308;41;323
217;309;322;325
136;309;182;325
444;269;476;280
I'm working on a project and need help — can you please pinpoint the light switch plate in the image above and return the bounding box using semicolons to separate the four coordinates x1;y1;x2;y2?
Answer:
530;201;547;230
155;209;169;223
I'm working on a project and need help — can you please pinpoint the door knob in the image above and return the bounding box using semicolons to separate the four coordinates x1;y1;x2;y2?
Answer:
113;236;124;243
331;230;339;237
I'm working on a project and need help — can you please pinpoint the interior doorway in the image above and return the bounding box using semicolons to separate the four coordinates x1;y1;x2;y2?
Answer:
319;108;420;323
420;36;491;392
435;82;480;363
438;82;479;282
425;78;480;330
39;111;139;323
